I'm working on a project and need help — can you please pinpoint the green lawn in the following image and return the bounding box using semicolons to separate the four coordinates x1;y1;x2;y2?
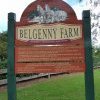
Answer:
0;69;100;100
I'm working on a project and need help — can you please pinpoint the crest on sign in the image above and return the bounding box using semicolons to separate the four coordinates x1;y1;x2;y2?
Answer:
28;4;68;24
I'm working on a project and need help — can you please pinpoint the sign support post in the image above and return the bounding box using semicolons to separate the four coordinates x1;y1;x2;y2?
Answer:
83;10;95;100
7;13;16;100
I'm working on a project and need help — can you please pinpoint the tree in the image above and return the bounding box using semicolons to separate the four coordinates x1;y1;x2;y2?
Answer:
77;0;100;48
79;0;82;2
0;31;7;61
86;0;100;48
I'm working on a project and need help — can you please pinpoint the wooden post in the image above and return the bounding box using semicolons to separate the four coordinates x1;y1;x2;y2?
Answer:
83;10;95;100
48;73;51;79
7;13;16;100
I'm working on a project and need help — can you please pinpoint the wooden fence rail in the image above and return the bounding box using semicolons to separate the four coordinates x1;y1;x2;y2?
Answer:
0;67;100;86
0;69;7;74
0;69;64;86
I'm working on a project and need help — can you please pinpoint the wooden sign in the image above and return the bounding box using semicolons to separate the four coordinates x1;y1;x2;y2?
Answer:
8;0;95;100
15;0;85;73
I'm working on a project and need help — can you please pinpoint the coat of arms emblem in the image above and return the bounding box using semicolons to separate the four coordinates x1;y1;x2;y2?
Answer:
28;4;68;24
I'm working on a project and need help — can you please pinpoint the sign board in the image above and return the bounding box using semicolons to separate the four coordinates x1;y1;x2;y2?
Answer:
15;0;85;73
8;0;95;100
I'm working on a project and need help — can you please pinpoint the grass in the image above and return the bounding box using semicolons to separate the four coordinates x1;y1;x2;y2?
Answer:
0;69;100;100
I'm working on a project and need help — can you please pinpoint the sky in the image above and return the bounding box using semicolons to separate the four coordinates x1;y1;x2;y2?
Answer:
0;0;87;32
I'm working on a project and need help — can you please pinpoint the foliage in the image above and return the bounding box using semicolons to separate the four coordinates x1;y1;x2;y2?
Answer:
0;59;7;69
93;48;100;67
0;74;7;80
0;31;7;61
79;0;82;2
88;0;100;47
